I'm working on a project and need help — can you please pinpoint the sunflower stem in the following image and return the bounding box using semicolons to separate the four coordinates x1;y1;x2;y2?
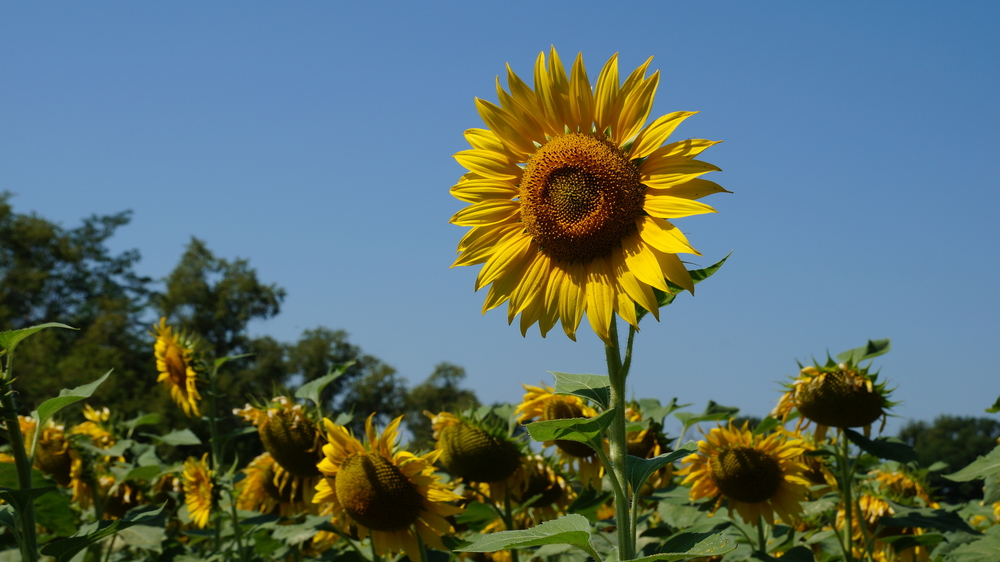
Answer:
604;317;634;560
756;516;767;554
503;481;520;562
838;431;855;562
0;353;39;562
206;362;224;557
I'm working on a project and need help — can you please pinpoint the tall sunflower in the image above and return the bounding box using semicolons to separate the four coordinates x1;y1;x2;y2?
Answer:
151;318;202;417
678;422;810;526
313;414;463;561
450;47;726;343
183;453;214;528
515;384;604;489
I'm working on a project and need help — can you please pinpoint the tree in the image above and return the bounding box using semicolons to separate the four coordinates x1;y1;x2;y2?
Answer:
405;363;480;449
286;327;386;410
898;415;1000;504
339;365;409;435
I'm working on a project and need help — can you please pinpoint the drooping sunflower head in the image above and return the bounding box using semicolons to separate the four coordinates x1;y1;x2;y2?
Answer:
450;47;727;343
428;410;523;483
236;396;324;479
773;356;895;439
71;404;118;453
515;384;604;488
151;317;202;418
24;417;74;487
678;422;811;526
182;453;214;529
512;455;575;524
313;414;463;561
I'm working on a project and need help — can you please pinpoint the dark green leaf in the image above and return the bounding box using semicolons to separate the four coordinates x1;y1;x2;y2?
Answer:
675;401;740;427
632;531;736;561
880;503;979;535
116;525;166;552
295;360;354;407
844;429;917;463
455;513;602;561
0;505;17;535
944;531;1000;562
753;416;783;435
625;442;697;493
271;515;330;545
0;323;76;353
40;504;166;561
983;476;1000;504
637;253;730;322
835;339;891;365
33;370;112;428
944;445;1000;482
455;501;498;532
145;428;202;446
78;438;134;458
33;486;76;536
125;413;161;430
526;408;617;453
881;532;945;553
551;372;611;410
987;396;1000;414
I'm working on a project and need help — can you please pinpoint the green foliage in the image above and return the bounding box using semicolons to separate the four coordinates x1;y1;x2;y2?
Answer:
637;253;730;323
527;408;617;455
457;514;603;561
39;504;165;561
551;372;611;410
0;323;76;355
405;362;480;449
632;531;736;561
844;428;917;463
32;370;112;430
625;442;697;494
898;415;1000;503
835;338;891;365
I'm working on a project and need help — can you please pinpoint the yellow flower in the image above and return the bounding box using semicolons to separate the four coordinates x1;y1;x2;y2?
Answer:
450;47;726;343
428;411;522;484
236;451;317;516
515;384;604;489
678;422;810;526
151;318;201;417
183;453;214;528
511;455;575;525
313;414;463;561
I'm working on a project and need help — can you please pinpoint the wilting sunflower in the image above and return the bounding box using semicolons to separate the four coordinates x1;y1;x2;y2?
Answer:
314;414;463;561
235;396;323;504
151;317;202;417
182;453;214;528
678;422;810;526
515;384;604;488
773;357;895;441
449;47;726;343
428;411;522;484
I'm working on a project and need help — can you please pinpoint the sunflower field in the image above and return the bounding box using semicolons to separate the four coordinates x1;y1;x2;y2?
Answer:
3;48;1000;562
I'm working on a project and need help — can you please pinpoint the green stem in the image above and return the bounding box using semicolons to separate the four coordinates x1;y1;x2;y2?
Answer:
756;516;767;554
503;482;520;562
839;433;855;562
227;488;248;562
604;318;634;561
415;525;429;562
1;355;38;562
371;537;381;562
206;363;223;557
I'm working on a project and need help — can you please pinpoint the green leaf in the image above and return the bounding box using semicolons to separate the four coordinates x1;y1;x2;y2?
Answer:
638;398;688;424
987;396;1000;414
0;323;76;353
637;253;730;322
455;513;602;561
456;501;499;532
0;505;17;536
32;370;112;428
39;504;166;561
632;532;737;561
844;429;917;463
271;515;330;545
551;372;611;410
946;530;1000;562
881;532;945;553
835;338;891;365
944;445;1000;482
125;413;161;430
625;442;697;493
879;503;980;535
213;353;253;370
116;525;166;552
526;408;617;454
123;465;162;482
78;438;134;458
983;475;1000;504
145;428;202;446
295;360;355;407
675;401;740;427
753;415;783;435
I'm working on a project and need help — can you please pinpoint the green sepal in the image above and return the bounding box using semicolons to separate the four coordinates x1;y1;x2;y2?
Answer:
551;372;610;410
40;503;167;561
625;441;697;493
879;502;980;535
844;429;917;463
32;369;112;429
526;408;616;454
295;360;354;408
455;513;602;562
944;444;1000;482
0;323;76;354
835;338;891;366
637;253;730;323
631;531;737;561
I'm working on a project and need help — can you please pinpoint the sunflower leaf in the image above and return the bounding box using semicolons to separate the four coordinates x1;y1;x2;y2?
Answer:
526;408;617;453
843;429;916;463
144;428;202;446
32;369;113;429
944;444;1000;482
639;398;689;424
835;338;891;365
0;322;76;353
631;531;737;561
637;253;730;323
40;503;166;561
674;401;740;428
551;372;611;410
625;442;697;493
879;502;979;535
295;360;355;408
455;513;602;561
987;396;1000;414
753;415;783;435
880;533;946;552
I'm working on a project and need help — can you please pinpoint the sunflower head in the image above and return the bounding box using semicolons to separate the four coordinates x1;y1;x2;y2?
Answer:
428;411;522;483
679;422;810;526
25;417;73;487
182;453;214;528
236;396;324;479
314;414;463;561
516;384;599;458
450;47;726;343
104;480;144;520
151;317;202;417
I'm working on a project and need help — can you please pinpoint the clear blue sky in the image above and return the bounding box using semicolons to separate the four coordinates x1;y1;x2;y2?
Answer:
2;2;998;435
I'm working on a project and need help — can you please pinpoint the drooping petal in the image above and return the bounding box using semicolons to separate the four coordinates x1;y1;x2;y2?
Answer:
508;251;551;321
585;257;615;343
611;245;659;321
557;261;586;341
650;247;694;294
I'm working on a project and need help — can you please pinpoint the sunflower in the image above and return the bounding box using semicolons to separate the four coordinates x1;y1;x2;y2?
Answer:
511;455;575;525
515;384;604;489
428;411;522;484
313;414;463;561
183;453;214;528
151;317;201;417
236;451;316;516
235;396;323;504
678;422;810;526
773;358;895;441
449;47;726;343
20;416;73;487
71;404;116;450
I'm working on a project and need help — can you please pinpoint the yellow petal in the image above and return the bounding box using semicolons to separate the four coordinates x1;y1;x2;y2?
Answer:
647;178;731;200
463;128;507;153
614;280;637;329
449;178;519;203
452;224;521;267
635;215;700;255
475;98;535;157
585;258;615;343
508;251;550;321
593;53;619;132
621;234;669;292
495;77;547;148
643;192;717;219
476;234;533;291
569;52;594;132
610;245;659;321
449;199;520;226
651;248;694;294
641;159;721;189
646;138;721;161
558;261;586;341
518;287;546;336
616;71;659;143
629;111;698;159
481;244;537;313
453;149;521;181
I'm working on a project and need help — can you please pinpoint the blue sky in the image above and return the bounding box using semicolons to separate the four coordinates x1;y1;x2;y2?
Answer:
2;2;998;436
